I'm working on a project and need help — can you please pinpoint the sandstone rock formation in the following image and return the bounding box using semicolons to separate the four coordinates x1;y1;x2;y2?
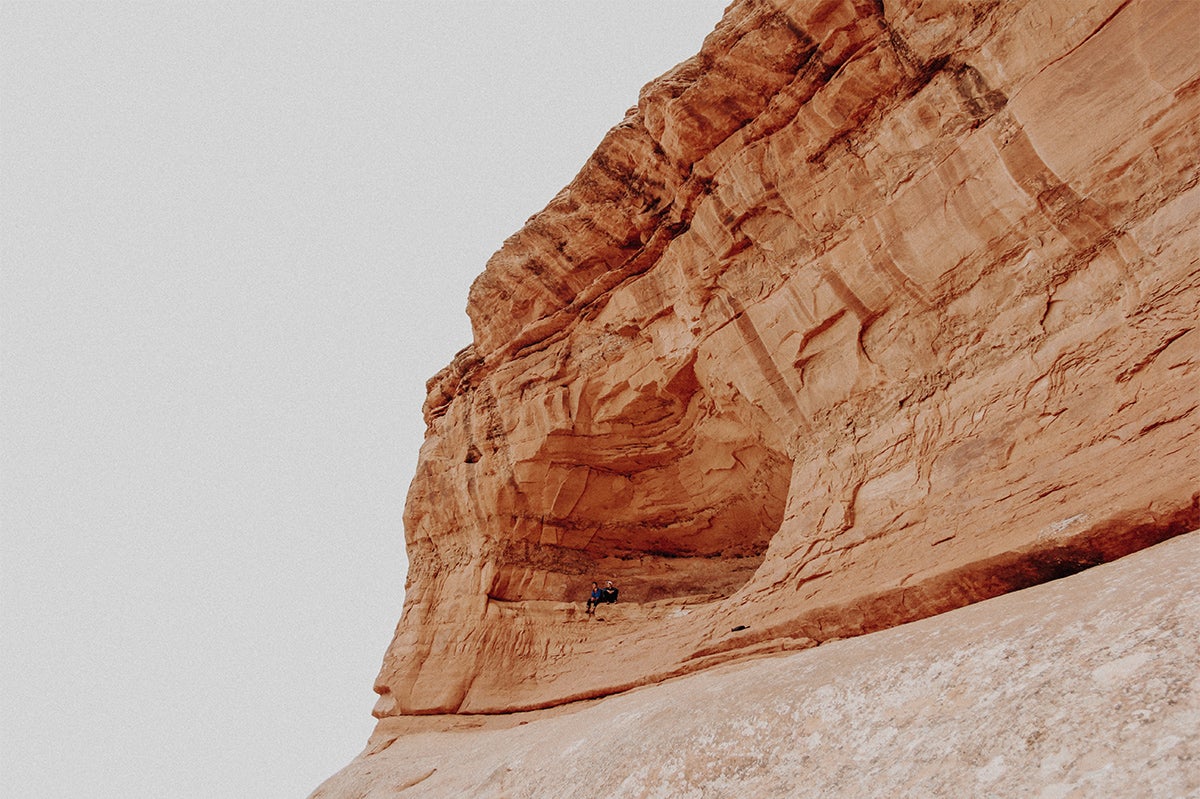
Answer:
312;530;1200;798
372;0;1200;721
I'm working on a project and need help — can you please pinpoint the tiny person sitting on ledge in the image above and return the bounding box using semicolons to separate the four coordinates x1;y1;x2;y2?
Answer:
585;582;603;614
585;580;619;615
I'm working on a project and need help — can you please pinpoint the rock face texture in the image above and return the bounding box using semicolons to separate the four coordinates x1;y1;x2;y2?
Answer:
313;531;1200;798
373;0;1200;721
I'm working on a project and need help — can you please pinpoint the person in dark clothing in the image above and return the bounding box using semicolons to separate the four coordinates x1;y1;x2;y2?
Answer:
585;580;619;615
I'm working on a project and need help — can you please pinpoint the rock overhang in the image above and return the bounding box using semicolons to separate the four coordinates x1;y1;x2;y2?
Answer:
373;0;1200;718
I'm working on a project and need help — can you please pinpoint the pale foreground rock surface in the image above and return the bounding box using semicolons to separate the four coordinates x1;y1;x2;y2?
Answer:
313;530;1200;798
377;0;1200;718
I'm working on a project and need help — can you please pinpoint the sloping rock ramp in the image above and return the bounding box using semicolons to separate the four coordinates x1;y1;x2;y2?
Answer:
311;529;1199;798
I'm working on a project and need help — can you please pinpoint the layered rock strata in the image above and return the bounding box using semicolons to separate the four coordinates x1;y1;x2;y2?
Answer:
376;0;1200;717
313;530;1200;799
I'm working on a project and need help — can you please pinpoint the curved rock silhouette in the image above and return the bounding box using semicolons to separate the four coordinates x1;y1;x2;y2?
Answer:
372;0;1199;720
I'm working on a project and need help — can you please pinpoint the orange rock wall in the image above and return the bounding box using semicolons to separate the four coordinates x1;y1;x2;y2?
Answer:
374;0;1200;716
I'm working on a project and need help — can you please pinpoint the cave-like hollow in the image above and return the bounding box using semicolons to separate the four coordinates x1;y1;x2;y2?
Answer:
484;433;795;607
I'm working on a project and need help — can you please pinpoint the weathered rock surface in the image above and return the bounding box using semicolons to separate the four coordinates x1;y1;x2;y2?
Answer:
373;0;1200;720
313;530;1200;798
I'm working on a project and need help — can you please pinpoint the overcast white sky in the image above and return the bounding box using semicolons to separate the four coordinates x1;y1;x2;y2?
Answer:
1;3;729;797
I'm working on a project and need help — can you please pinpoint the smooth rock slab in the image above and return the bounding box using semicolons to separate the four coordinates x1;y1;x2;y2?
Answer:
311;529;1200;798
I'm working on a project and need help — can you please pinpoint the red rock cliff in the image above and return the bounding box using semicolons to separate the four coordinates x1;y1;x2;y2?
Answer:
373;0;1200;716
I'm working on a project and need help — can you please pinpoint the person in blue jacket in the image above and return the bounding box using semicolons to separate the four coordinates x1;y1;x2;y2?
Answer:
585;582;604;614
585;580;621;615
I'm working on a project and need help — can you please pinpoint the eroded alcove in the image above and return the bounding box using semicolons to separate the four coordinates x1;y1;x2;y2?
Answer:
484;352;794;606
